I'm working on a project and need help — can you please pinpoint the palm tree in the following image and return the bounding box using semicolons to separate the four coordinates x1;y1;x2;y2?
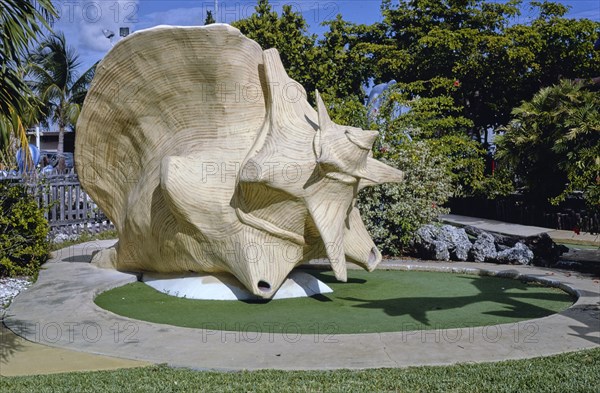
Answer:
0;0;56;158
497;80;600;207
27;32;97;156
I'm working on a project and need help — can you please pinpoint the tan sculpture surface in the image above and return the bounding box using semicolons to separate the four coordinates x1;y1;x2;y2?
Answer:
75;24;404;298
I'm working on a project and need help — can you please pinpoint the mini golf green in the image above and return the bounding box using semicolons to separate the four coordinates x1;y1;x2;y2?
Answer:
95;269;574;334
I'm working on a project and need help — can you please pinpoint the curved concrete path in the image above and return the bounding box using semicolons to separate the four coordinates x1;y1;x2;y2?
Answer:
0;325;151;376
3;240;599;371
441;214;600;247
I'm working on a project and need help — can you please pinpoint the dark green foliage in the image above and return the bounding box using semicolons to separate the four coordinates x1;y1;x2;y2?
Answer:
428;135;487;196
367;0;600;139
321;95;369;129
0;182;49;277
314;15;373;101
232;0;372;106
0;0;57;153
368;76;515;200
359;140;453;255
232;0;318;98
497;80;600;209
373;79;474;138
0;0;56;118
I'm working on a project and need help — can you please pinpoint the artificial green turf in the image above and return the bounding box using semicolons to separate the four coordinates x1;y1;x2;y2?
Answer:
95;270;573;334
1;348;598;392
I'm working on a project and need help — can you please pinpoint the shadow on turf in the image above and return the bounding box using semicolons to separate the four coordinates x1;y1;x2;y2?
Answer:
334;273;575;325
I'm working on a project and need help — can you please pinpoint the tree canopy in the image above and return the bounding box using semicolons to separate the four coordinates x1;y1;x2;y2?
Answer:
231;0;599;204
232;0;318;96
362;0;600;139
233;0;599;136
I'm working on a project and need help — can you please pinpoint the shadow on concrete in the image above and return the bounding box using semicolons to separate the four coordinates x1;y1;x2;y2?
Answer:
563;290;600;345
0;321;26;363
49;241;111;264
63;255;93;263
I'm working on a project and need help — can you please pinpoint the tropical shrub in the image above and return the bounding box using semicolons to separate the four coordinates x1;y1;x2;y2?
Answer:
358;140;453;256
497;80;600;209
0;181;49;277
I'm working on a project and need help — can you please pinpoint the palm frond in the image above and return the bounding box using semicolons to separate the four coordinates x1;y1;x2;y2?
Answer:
0;0;57;152
71;61;98;106
25;30;95;153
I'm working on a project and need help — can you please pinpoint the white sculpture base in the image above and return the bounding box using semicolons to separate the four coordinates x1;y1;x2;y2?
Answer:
141;270;333;300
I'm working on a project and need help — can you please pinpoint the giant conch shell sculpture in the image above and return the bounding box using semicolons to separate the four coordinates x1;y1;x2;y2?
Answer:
75;24;404;298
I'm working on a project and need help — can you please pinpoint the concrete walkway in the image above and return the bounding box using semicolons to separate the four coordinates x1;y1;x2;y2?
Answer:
441;214;600;247
2;240;599;374
1;240;151;377
0;325;151;376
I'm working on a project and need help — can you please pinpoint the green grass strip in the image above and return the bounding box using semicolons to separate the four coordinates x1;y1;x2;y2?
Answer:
1;348;598;392
95;270;573;334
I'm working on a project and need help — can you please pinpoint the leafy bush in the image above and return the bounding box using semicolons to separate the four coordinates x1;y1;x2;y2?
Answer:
0;181;49;277
357;83;476;255
358;140;453;256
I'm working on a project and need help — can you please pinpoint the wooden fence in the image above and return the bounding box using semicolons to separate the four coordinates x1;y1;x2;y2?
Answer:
2;172;114;237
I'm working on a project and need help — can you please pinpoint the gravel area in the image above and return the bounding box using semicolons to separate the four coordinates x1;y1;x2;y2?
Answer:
0;277;32;317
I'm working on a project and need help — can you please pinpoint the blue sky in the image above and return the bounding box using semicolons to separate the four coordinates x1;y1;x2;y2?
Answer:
52;0;600;73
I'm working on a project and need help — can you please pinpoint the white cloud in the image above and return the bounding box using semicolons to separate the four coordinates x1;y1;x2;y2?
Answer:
138;2;255;28
138;6;204;29
137;1;336;28
53;0;139;69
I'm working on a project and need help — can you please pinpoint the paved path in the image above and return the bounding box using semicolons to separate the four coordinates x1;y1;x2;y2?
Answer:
441;214;599;247
0;325;151;377
3;241;599;373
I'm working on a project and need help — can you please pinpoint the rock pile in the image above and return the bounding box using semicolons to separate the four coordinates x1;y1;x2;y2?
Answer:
413;224;565;265
0;277;31;317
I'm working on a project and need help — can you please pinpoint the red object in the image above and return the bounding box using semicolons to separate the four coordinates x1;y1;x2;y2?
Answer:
573;226;581;235
453;80;460;87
